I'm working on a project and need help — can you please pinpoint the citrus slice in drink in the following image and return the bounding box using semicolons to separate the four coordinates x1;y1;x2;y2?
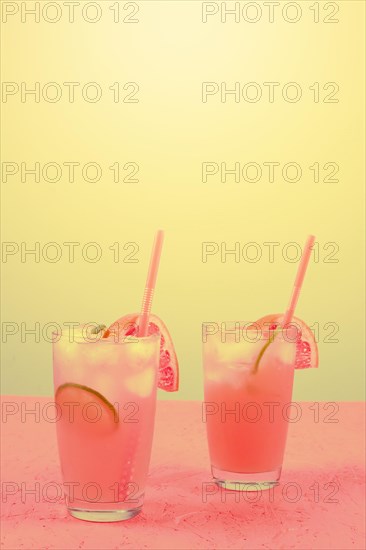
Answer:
104;313;179;392
55;382;119;434
255;314;319;369
55;384;133;504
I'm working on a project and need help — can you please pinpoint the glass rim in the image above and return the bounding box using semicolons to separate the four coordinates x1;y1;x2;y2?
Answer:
201;321;301;330
202;322;300;342
201;322;300;328
52;325;161;344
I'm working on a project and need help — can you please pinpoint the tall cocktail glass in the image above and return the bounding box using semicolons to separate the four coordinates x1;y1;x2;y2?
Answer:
202;324;297;490
53;325;160;522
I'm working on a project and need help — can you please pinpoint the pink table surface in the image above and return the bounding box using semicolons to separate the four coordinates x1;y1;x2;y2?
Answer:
1;397;365;550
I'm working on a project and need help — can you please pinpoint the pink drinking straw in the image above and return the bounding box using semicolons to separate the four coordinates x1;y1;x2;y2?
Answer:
138;230;165;337
281;235;316;327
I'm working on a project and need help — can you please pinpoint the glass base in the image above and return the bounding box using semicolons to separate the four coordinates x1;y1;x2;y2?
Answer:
212;465;281;491
68;506;141;522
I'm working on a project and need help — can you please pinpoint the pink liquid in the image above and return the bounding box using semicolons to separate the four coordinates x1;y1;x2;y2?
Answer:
204;339;295;475
53;329;159;511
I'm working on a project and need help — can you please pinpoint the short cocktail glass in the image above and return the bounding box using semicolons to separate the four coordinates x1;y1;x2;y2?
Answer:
202;323;297;490
52;325;160;522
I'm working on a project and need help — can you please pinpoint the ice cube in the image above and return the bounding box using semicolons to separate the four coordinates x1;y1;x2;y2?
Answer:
125;367;155;397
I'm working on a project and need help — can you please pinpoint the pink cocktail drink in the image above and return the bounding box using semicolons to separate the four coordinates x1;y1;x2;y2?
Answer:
53;326;160;521
203;325;296;490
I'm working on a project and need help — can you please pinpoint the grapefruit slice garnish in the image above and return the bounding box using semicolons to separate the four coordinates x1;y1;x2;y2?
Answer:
104;313;179;392
255;314;319;370
55;382;119;433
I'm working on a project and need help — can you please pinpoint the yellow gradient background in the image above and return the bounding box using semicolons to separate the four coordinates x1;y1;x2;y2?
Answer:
1;1;365;400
